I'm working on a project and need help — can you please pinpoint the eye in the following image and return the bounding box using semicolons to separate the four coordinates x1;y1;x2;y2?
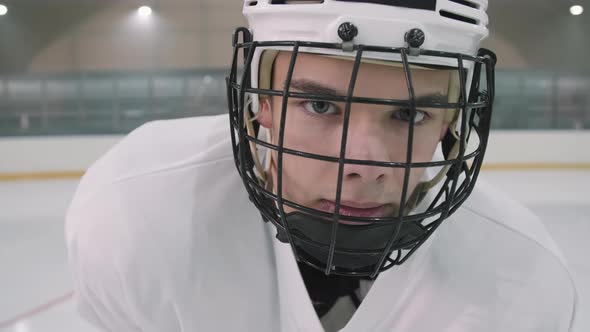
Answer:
302;101;340;115
391;108;429;124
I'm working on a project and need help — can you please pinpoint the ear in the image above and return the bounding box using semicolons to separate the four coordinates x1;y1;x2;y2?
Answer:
257;97;273;129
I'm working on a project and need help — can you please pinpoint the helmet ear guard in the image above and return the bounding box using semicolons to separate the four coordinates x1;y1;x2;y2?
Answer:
228;0;496;277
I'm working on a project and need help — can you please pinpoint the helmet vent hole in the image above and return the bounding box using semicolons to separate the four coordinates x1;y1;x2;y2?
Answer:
448;0;479;9
270;0;324;4
247;1;258;5
439;10;478;25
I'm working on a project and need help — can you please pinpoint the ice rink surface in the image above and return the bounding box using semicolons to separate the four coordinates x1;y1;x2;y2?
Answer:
1;170;588;331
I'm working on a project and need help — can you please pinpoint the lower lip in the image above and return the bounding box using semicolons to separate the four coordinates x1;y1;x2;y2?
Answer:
316;200;387;218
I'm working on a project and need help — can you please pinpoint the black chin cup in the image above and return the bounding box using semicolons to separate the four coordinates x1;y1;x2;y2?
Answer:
278;212;427;272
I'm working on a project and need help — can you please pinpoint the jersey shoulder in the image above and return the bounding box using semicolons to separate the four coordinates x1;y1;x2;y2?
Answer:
444;178;578;330
67;114;242;258
64;115;267;330
69;114;235;207
83;114;233;188
462;177;565;261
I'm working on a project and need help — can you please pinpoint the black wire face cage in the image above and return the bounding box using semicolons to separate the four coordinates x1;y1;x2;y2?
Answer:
227;27;496;278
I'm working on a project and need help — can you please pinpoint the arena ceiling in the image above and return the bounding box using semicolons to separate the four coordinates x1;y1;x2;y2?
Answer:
0;0;588;73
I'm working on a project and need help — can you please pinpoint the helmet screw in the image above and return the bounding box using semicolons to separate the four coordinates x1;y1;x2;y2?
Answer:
338;22;358;42
405;28;425;48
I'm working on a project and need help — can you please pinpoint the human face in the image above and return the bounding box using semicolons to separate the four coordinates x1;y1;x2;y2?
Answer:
256;52;451;219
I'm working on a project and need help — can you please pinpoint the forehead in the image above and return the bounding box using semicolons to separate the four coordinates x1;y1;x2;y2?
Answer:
273;51;451;97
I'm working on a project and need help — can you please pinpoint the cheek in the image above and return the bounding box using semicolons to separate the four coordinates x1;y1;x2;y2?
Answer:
277;153;336;205
269;103;342;204
411;118;446;162
375;124;442;165
411;135;441;162
273;105;342;157
389;123;444;193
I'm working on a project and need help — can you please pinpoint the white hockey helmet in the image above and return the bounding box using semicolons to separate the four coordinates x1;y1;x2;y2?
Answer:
244;0;490;113
228;0;497;277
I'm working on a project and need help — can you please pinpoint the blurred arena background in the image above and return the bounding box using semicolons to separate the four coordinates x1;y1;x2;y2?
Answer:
0;0;588;331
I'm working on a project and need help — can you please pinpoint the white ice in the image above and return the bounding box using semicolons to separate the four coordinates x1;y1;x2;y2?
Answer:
0;171;588;331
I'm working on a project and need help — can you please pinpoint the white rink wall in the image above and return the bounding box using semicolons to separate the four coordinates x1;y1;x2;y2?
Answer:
0;135;121;175
484;131;590;165
0;130;589;176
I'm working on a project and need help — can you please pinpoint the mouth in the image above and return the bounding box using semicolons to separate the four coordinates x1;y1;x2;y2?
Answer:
315;199;390;224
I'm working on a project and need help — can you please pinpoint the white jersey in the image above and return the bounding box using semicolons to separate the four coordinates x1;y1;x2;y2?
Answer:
66;114;577;332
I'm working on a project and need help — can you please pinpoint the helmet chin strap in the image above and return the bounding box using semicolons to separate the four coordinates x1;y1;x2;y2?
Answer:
280;211;427;273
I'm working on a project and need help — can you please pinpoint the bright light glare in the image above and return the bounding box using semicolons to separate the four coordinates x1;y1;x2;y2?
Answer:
0;4;8;16
570;5;584;15
138;6;152;17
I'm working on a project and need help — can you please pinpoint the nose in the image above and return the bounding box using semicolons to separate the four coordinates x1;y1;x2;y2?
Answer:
344;163;386;183
342;119;390;183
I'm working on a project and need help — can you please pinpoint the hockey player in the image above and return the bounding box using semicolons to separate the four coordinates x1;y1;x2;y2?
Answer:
66;0;577;331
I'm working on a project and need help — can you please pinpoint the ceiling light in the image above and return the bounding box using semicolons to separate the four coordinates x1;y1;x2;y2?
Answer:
570;5;584;16
138;6;152;17
0;4;8;16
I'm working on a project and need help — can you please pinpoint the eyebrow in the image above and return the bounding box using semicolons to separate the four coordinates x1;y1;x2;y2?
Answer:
285;79;448;104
